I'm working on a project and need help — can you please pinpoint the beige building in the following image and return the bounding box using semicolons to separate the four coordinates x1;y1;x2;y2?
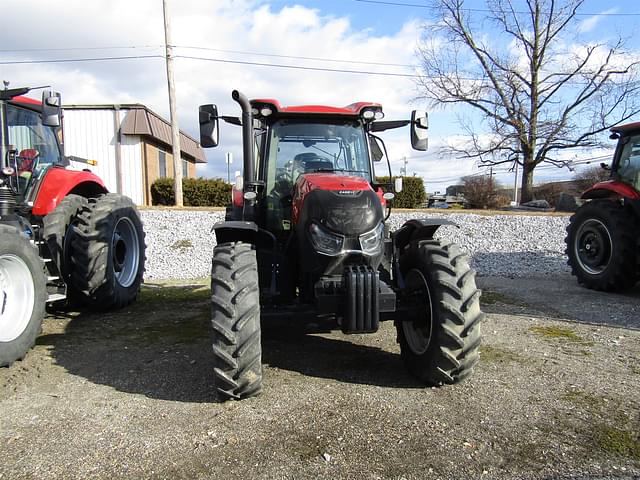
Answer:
62;104;206;206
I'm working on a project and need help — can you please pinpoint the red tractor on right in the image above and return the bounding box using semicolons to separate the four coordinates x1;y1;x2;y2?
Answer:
566;122;640;292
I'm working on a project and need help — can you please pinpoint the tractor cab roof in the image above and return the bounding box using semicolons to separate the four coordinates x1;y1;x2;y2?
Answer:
250;98;383;120
610;121;640;136
4;95;42;113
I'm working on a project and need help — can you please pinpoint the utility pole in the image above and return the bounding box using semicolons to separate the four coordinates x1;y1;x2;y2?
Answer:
400;156;408;176
162;0;183;206
225;152;233;184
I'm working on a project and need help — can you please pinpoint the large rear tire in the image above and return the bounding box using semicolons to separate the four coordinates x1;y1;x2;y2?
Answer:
565;200;637;292
396;239;483;385
210;242;262;400
69;193;145;309
43;194;89;301
0;225;46;367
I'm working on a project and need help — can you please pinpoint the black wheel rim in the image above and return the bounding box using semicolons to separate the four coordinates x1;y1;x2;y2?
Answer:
401;268;433;355
111;217;140;288
574;218;612;275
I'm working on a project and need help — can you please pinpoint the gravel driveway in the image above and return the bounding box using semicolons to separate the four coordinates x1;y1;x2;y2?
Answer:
1;210;638;479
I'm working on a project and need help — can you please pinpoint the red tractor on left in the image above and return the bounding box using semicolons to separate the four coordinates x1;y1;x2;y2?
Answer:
0;86;145;367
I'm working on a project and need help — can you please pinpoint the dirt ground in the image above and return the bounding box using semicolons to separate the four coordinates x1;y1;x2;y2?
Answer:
1;273;638;480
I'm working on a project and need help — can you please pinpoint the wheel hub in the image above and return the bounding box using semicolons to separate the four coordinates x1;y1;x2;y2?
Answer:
401;269;433;355
111;217;140;288
575;219;612;275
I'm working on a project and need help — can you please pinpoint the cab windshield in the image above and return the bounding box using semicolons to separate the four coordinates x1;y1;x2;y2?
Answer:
265;119;371;192
617;134;640;192
263;119;372;233
4;104;62;196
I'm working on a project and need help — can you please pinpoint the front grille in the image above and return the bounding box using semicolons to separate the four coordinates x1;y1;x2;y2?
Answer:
342;265;380;333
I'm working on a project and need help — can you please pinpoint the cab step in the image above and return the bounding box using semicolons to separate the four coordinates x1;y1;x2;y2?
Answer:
46;293;66;303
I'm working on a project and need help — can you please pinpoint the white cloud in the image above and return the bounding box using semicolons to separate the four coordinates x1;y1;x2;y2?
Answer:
577;8;618;34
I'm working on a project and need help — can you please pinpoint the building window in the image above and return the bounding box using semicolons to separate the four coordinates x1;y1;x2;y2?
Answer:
182;159;188;178
159;150;167;177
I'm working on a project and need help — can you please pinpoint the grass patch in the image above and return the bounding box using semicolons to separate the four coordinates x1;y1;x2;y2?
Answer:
631;365;640;375
170;239;193;251
529;325;592;345
111;313;209;346
138;283;210;304
480;290;525;306
596;426;640;460
561;389;606;410
480;345;525;364
135;317;207;345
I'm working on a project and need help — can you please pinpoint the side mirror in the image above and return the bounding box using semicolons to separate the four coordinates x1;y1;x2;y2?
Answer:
395;177;403;193
411;110;428;151
41;91;61;127
199;104;219;148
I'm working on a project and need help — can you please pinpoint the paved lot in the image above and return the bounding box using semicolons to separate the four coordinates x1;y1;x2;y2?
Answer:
1;274;638;479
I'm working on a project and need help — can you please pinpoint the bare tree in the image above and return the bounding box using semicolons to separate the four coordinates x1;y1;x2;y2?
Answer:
574;164;611;191
462;174;508;209
416;0;640;202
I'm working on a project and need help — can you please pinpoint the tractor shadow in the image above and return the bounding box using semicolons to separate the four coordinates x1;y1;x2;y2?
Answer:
473;252;640;330
39;284;420;403
260;316;421;389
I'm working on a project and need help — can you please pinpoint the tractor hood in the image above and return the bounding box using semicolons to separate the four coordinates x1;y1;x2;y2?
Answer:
292;173;384;235
296;172;372;193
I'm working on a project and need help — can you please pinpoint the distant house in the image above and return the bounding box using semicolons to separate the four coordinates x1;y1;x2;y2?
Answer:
62;104;206;206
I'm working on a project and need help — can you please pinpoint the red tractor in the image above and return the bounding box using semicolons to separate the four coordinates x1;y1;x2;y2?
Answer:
199;91;484;400
566;122;640;291
0;86;145;367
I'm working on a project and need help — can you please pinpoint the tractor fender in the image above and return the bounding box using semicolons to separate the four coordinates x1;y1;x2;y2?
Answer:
581;180;640;201
31;167;107;216
392;218;458;252
212;221;259;245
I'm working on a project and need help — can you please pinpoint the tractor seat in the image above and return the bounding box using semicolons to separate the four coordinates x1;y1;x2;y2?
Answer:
293;153;334;173
18;148;39;174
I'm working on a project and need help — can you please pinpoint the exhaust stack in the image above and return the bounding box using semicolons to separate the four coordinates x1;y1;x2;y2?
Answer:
231;90;255;185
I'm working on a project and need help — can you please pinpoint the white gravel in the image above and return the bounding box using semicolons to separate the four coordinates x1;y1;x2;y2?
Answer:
140;210;571;280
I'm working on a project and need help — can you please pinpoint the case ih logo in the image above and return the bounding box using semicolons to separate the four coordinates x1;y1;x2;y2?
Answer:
337;190;358;196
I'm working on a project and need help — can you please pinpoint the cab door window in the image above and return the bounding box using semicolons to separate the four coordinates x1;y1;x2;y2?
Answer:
617;134;640;191
6;104;62;174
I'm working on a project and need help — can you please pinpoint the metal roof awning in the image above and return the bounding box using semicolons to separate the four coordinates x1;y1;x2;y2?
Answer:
120;108;206;163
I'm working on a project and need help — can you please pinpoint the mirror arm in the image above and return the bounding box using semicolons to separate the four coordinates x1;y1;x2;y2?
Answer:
220;115;242;126
370;120;411;132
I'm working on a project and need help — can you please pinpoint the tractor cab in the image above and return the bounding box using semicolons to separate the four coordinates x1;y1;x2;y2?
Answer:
611;123;640;194
0;89;64;202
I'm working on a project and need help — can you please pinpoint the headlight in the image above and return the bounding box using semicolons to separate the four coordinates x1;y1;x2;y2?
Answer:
359;222;384;255
309;222;344;255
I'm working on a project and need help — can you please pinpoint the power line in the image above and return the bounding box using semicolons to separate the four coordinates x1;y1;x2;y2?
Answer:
0;43;417;69
352;0;640;16
173;45;415;68
0;55;163;65
175;54;421;78
0;45;163;53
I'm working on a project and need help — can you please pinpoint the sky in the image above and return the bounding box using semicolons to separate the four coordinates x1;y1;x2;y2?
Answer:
1;0;639;193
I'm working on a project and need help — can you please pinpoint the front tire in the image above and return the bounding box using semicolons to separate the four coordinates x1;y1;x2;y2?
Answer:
396;239;483;385
210;242;262;400
565;200;637;292
0;225;46;367
70;193;145;309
